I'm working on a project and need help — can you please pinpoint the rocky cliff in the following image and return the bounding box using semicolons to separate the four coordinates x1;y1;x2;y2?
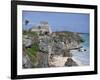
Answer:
22;23;84;68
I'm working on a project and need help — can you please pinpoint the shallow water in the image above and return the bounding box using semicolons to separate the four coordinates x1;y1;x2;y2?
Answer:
72;33;90;65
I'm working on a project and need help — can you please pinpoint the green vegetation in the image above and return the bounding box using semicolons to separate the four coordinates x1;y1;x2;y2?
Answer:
23;30;38;36
23;30;27;35
29;31;38;36
55;31;84;43
27;43;39;56
24;43;39;67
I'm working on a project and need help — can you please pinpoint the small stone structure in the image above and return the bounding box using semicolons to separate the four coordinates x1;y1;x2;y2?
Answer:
31;21;52;34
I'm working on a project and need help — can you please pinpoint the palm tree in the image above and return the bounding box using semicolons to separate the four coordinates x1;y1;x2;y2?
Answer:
25;20;29;25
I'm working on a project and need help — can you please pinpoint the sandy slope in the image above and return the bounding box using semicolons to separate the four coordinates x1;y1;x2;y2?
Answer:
49;55;83;67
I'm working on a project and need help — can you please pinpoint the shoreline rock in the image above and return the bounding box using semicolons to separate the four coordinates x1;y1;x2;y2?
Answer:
65;58;78;66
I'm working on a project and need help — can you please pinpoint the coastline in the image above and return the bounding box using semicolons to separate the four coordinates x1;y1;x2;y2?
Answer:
48;54;83;67
23;24;89;68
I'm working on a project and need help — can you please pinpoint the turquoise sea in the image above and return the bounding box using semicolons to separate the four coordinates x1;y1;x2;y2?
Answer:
72;33;90;65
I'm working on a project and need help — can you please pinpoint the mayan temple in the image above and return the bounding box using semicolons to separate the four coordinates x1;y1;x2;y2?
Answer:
31;21;52;34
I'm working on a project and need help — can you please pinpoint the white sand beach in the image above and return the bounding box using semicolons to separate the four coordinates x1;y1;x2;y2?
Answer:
48;54;83;67
49;55;68;67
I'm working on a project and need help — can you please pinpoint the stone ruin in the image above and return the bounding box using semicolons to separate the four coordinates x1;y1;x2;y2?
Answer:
23;21;82;68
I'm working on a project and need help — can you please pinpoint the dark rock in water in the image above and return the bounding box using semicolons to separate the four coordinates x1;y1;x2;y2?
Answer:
65;58;78;66
78;48;87;52
78;49;81;52
84;49;87;51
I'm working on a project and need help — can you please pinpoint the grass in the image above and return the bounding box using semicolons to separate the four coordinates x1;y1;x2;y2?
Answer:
27;43;39;56
24;43;39;67
23;30;38;36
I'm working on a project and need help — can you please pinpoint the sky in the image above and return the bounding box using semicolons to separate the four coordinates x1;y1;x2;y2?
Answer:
22;11;90;33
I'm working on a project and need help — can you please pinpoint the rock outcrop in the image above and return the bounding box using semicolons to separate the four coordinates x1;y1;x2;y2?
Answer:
22;22;83;68
65;58;78;66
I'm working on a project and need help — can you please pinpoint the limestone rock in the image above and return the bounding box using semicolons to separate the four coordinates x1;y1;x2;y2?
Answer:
65;58;78;66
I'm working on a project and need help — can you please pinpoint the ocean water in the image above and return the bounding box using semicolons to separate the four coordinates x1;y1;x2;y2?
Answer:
72;33;90;65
